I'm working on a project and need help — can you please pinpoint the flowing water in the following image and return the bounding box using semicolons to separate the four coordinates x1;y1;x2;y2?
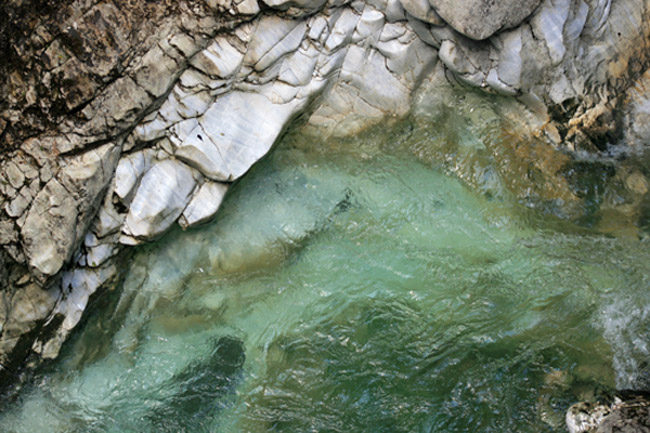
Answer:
3;94;650;432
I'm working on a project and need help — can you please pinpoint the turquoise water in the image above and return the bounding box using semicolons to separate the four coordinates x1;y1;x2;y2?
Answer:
2;114;650;432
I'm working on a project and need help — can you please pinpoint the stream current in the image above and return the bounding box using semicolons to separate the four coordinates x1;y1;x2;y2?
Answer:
3;92;650;432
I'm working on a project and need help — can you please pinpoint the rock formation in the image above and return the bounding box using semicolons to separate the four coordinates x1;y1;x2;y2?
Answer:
1;0;650;391
567;391;650;432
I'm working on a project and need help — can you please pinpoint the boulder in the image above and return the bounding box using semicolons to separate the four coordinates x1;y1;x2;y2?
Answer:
174;90;303;181
429;0;542;40
121;159;200;243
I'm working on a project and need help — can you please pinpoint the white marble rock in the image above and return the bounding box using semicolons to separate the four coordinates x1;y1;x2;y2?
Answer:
121;158;199;243
175;90;303;181
179;181;229;228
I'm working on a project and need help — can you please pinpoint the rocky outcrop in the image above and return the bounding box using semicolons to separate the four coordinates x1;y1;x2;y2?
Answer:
567;392;650;432
1;0;650;390
431;0;543;40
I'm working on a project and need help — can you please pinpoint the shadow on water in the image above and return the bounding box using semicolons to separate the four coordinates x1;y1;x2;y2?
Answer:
145;336;246;433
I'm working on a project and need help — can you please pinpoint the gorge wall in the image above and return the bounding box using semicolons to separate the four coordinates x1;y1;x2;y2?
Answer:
1;0;650;389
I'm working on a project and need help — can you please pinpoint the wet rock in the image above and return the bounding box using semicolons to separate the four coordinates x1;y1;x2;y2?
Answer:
32;262;120;360
623;69;650;151
0;282;60;371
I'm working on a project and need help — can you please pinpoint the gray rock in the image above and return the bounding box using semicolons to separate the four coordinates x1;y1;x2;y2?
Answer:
0;282;60;362
5;182;37;218
33;263;119;359
354;7;386;42
309;18;436;133
244;16;305;68
86;243;117;268
172;86;214;119
0;220;16;245
494;28;523;89
324;8;360;52
91;192;125;239
179;181;229;228
430;0;543;40
121;159;199;243
113;149;156;205
133;44;181;96
235;0;261;15
169;32;200;58
308;16;328;41
59;142;121;239
262;0;327;12
531;0;571;66
438;38;487;87
77;77;152;140
400;0;444;25
5;162;25;189
254;21;307;71
278;44;320;87
21;179;78;280
406;14;441;47
567;393;650;433
175;90;303;181
190;37;245;79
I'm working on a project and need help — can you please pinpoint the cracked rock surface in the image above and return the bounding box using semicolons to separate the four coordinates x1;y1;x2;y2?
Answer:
1;0;650;389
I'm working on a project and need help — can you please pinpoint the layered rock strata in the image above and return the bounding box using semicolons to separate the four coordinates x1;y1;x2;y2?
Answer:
1;0;650;388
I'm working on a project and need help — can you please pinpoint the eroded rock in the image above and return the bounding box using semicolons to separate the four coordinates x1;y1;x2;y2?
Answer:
175;90;306;181
21;179;78;280
179;181;229;229
121;158;200;243
1;0;650;393
430;0;542;40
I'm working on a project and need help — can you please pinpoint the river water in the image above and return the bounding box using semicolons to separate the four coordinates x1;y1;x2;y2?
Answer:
2;94;650;432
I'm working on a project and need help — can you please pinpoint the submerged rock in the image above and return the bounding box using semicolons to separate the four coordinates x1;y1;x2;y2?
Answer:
146;336;246;430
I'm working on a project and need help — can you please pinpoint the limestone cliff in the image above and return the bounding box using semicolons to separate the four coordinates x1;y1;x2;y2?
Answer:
1;0;649;389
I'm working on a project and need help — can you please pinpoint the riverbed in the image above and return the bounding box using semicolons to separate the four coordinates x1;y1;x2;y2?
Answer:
2;94;650;432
